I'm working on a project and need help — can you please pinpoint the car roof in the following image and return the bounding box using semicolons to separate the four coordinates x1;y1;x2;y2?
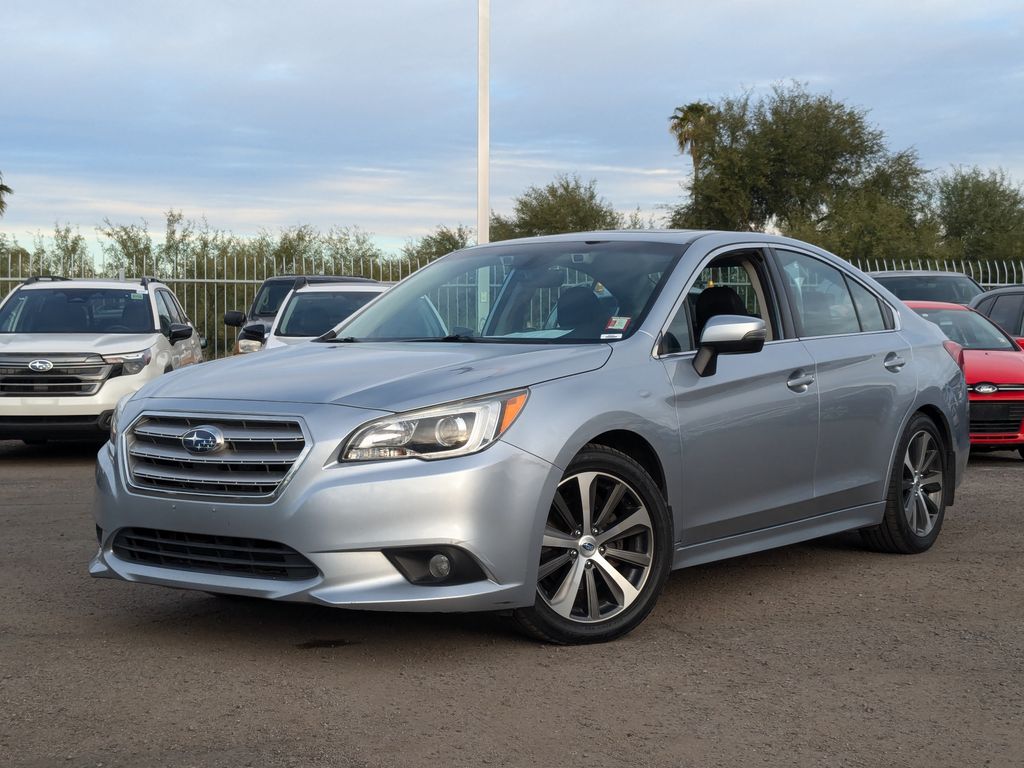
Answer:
18;278;154;291
971;285;1024;297
868;270;976;279
292;283;388;294
904;300;971;311
262;274;378;284
470;230;726;248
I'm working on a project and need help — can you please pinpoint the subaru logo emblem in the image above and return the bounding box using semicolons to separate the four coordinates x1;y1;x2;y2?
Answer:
975;383;998;394
581;541;596;553
181;426;225;455
28;359;53;372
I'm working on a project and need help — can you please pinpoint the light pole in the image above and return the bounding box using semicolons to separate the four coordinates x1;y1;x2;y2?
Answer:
476;0;491;328
477;0;489;245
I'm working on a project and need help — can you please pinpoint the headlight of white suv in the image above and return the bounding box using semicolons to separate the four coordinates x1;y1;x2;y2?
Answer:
341;390;528;461
236;338;264;354
102;348;153;376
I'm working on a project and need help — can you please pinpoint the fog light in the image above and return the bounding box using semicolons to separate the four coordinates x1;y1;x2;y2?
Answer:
428;554;452;579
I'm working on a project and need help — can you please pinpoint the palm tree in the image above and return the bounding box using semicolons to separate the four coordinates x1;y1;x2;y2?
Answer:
669;102;715;180
0;172;12;217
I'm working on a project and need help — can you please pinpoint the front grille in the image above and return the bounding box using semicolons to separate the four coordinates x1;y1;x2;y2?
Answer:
125;413;307;499
0;354;117;396
112;527;318;580
969;401;1024;435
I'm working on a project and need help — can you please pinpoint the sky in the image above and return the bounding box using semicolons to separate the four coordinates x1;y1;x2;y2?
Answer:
2;0;1022;254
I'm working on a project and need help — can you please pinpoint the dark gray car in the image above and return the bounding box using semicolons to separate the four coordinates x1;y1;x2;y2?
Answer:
92;231;969;643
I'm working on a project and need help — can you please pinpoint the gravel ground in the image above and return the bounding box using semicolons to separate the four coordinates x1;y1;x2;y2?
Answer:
0;440;1021;768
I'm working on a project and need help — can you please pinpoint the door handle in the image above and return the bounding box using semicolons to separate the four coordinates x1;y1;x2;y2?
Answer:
884;353;906;372
787;371;815;393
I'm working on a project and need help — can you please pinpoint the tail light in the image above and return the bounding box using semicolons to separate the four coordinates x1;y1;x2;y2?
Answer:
943;340;965;372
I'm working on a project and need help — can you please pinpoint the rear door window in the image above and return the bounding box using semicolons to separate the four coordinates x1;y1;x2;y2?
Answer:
776;250;861;337
846;278;888;332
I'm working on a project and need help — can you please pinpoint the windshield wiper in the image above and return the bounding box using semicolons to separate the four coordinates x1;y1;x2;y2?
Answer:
315;330;359;343
405;334;478;343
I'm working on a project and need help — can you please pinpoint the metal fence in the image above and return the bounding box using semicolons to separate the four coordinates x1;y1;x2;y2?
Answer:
3;250;1023;359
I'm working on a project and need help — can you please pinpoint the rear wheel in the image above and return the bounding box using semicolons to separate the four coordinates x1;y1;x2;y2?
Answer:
861;414;948;554
1018;447;1024;461
514;444;672;644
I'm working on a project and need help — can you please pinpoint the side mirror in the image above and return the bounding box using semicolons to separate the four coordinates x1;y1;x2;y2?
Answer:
1016;337;1024;350
240;322;266;342
224;310;246;328
693;315;766;377
199;335;209;350
168;323;195;345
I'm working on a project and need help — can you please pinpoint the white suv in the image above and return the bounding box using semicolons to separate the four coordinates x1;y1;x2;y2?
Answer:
0;276;204;443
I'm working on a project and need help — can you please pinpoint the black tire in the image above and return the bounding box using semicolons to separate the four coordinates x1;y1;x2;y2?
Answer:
514;444;673;644
861;413;948;554
1018;447;1024;461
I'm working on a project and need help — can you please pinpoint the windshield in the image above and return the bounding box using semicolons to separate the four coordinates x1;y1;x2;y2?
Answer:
0;288;155;334
276;290;382;337
251;281;293;317
337;241;681;343
875;275;983;303
912;307;1016;351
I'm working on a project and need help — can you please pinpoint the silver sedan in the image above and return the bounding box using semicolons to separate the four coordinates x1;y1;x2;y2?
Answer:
92;231;969;643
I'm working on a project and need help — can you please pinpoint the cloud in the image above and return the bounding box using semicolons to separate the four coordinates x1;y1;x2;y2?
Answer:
1;0;1022;253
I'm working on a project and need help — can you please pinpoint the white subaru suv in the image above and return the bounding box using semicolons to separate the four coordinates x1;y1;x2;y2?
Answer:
0;276;204;443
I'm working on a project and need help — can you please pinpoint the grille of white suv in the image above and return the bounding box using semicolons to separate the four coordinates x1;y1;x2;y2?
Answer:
0;354;116;396
125;414;307;499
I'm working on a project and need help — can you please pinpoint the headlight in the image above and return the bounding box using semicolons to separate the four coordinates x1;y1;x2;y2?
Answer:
110;393;133;440
103;348;153;375
237;338;263;354
341;390;529;461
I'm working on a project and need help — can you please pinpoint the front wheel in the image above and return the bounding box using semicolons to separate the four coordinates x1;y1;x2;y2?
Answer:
861;414;948;554
1018;447;1024;462
514;444;672;644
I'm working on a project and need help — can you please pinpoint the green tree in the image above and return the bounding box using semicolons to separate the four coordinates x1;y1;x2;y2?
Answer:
97;218;155;277
402;224;474;264
784;149;941;262
668;83;928;258
491;174;623;240
0;172;12;217
669;101;716;181
934;167;1024;260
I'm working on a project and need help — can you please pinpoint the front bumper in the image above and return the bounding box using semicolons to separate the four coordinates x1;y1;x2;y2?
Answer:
968;394;1024;448
0;370;158;440
91;417;559;612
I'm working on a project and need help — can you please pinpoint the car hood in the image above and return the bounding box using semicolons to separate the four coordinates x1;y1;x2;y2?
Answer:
264;335;311;349
0;333;159;356
142;341;613;412
964;349;1024;385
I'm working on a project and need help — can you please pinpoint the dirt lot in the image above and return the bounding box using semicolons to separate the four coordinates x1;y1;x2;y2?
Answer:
0;440;1021;768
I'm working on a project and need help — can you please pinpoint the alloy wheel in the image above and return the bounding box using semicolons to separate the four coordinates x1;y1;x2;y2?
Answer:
902;430;944;537
537;471;654;623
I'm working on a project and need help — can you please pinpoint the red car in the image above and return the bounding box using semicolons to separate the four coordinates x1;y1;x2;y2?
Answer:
907;301;1024;459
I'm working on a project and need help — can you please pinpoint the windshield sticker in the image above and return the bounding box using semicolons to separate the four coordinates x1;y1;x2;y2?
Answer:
129;293;145;300
600;333;623;340
605;316;631;332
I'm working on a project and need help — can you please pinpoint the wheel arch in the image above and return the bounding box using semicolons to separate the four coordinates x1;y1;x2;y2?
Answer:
583;429;667;498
